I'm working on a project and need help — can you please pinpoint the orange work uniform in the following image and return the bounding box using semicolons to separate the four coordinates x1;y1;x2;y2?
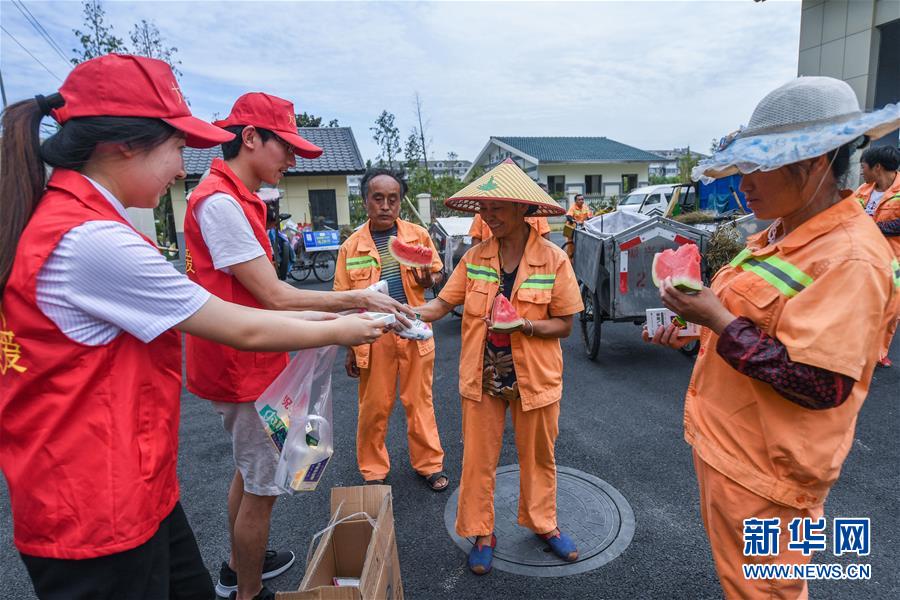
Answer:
333;218;445;481
468;213;551;241
438;229;583;537
566;203;593;223
685;198;898;599
854;172;900;360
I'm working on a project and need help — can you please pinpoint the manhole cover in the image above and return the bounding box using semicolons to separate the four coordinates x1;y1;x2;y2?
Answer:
443;465;635;577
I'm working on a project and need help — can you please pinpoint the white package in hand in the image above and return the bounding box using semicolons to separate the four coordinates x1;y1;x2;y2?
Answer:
255;345;339;493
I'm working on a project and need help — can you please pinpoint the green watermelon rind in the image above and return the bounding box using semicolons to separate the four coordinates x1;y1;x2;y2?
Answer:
491;320;525;331
387;236;433;268
671;277;702;294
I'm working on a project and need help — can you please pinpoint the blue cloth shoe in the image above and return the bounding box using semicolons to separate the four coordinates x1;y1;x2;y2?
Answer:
467;534;496;575
539;530;578;562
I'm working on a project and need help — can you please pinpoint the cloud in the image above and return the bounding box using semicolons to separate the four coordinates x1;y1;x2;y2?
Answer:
1;0;801;161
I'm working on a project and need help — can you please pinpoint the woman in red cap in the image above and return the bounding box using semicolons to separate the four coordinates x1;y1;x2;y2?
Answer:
0;54;384;600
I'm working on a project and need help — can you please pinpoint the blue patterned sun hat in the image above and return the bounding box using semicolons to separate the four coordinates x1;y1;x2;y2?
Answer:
693;76;900;183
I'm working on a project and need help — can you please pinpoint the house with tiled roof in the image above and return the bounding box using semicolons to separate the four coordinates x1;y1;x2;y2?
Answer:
169;126;365;253
467;136;664;203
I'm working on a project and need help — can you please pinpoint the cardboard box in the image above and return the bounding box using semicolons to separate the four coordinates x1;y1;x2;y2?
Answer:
645;308;701;338
277;486;403;600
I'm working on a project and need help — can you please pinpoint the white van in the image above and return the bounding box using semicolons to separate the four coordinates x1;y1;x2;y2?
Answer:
616;184;676;217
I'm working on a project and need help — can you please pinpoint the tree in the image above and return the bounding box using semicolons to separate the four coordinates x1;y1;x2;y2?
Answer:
447;151;458;162
296;112;341;127
404;131;422;170
129;19;181;77
677;148;700;184
412;92;431;179
370;110;400;167
71;0;126;64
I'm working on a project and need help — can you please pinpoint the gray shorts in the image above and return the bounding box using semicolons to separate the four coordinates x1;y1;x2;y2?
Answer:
212;401;282;496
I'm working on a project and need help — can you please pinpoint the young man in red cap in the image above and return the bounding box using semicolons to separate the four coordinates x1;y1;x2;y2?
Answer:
183;93;411;600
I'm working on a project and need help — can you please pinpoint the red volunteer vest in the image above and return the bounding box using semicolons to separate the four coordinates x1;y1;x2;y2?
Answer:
0;169;182;559
183;158;288;402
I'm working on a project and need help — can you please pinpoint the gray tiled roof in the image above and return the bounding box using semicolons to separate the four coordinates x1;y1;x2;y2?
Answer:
183;127;365;176
495;136;663;162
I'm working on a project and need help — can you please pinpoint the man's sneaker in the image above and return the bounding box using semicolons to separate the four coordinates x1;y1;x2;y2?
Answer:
228;586;275;600
215;551;295;597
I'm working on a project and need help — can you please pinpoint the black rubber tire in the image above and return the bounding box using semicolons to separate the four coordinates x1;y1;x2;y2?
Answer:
275;239;291;281
313;251;337;282
288;259;312;282
580;284;601;360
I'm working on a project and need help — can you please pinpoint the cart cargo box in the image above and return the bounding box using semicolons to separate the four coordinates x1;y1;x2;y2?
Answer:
278;486;403;600
573;210;709;360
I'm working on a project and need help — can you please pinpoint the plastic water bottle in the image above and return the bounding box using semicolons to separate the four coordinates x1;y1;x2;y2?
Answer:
275;414;334;492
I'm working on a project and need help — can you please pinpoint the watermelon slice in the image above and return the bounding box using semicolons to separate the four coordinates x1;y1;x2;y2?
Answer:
651;243;702;294
490;295;524;331
388;236;433;268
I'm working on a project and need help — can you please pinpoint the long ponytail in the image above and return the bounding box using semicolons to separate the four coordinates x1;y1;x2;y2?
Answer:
0;94;64;291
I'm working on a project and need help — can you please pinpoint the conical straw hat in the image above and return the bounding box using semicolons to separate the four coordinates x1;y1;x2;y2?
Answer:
445;158;565;216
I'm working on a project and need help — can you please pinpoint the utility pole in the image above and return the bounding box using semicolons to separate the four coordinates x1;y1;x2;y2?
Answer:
0;67;8;108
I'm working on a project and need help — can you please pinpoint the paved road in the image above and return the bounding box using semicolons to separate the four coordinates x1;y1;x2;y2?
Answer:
2;274;898;599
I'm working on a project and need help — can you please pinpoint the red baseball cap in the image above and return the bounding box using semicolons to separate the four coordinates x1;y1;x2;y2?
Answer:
213;93;323;159
50;54;234;149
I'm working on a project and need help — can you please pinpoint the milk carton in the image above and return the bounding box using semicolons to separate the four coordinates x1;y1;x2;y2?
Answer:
645;308;701;338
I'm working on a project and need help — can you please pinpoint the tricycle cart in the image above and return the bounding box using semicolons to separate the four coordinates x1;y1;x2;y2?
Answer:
573;211;709;360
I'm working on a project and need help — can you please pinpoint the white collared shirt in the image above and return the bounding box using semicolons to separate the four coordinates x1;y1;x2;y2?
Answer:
192;192;265;274
35;174;211;345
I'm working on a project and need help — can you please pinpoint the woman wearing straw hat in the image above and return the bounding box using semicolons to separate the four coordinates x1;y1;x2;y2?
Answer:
416;159;584;575
645;77;899;598
0;54;383;599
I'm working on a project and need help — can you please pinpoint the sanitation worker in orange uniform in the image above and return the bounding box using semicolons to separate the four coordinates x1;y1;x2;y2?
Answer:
334;168;449;491
417;159;584;575
566;193;593;223
647;77;899;599
853;145;900;367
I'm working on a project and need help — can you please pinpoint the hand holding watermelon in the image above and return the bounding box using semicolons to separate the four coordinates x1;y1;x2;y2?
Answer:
485;295;526;333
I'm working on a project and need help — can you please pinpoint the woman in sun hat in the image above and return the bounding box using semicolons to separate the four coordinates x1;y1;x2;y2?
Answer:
0;54;383;599
853;145;900;367
416;159;584;575
645;76;899;598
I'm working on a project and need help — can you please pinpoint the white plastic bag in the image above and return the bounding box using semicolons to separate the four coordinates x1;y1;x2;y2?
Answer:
255;345;339;494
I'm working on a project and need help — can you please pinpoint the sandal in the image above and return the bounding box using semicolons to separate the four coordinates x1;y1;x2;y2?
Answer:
467;534;496;575
421;471;450;492
538;530;578;562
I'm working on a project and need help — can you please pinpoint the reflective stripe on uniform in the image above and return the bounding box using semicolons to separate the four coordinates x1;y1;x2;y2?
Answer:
519;273;556;289
730;249;813;298
346;256;378;270
466;264;499;283
892;259;900;290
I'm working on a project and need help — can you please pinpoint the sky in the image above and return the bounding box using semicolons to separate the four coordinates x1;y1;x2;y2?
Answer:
1;0;802;163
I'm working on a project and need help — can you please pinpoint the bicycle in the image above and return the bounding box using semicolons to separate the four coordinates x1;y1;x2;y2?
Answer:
286;226;338;283
561;216;585;259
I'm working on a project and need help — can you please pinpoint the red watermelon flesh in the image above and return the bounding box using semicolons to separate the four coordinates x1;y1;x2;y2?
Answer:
388;236;433;268
491;294;524;331
651;243;702;293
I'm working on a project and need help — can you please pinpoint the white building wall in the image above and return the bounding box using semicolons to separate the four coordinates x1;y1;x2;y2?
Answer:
538;163;651;203
799;0;898;109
